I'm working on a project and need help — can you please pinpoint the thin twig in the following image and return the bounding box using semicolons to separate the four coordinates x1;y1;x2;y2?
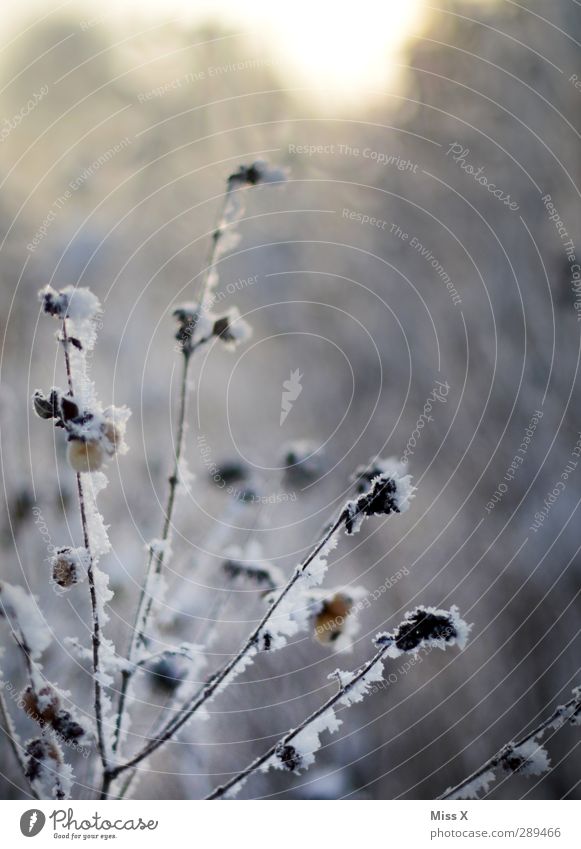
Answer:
110;188;232;766
206;639;391;799
107;508;348;780
61;320;109;772
439;691;581;800
112;351;190;756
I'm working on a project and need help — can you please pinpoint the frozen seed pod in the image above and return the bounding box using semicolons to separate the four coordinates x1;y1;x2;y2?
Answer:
50;547;88;590
314;592;354;645
24;738;61;783
67;438;105;473
52;709;87;742
21;685;60;726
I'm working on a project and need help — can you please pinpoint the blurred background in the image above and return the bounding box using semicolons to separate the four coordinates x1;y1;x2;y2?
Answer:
1;0;580;800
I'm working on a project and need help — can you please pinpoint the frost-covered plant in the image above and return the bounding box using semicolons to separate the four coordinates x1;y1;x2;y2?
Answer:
1;163;473;801
440;686;581;800
207;606;470;798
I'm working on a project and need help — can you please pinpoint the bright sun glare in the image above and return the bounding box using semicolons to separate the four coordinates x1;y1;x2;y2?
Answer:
4;0;426;105
186;0;426;102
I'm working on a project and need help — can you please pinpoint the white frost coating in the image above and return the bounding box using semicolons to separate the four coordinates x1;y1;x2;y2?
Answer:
25;735;75;800
81;471;111;561
262;709;342;776
379;459;416;513
290;709;342;770
447;606;472;651
223;775;248;799
148;538;172;560
447;769;497;800
54;761;74;800
382;605;472;659
302;529;340;587
177;457;195;495
450;739;551;801
508;739;551;777
92;566;114;627
40;285;100;340
212;306;252;351
58;286;101;322
213;646;258;698
548;703;576;730
221;192;244;227
0;583;51;658
101;405;131;456
256;531;344;653
59;288;101;409
65;636;128;687
345;458;416;535
223;308;252;347
338;659;384;707
65;287;101;352
215;228;242;259
205;269;219;295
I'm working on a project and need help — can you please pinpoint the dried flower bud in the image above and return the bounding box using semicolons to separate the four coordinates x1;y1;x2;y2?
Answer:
274;742;302;772
21;685;60;726
351;459;393;493
40;286;70;318
212;308;252;349
67;438;105;473
39;285;100;323
51;547;87;589
344;460;415;534
375;605;470;654
173;303;200;350
228;161;288;189
24;737;61;782
314;593;353;645
52;709;86;741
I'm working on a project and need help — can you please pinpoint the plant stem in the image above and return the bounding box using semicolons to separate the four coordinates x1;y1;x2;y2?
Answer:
61;320;109;772
439;691;581;800
206;640;392;799
111;188;232;761
107;508;348;780
112;350;190;755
